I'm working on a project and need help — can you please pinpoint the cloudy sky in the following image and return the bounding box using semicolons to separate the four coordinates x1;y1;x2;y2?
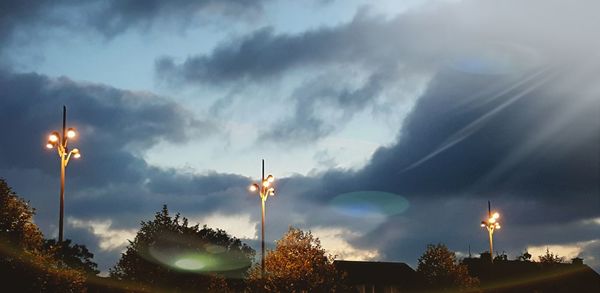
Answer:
1;0;598;274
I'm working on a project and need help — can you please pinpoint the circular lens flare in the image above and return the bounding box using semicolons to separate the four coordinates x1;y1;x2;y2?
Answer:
330;191;410;219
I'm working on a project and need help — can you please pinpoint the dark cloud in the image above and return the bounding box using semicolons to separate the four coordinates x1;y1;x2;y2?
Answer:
154;16;428;85
0;71;214;186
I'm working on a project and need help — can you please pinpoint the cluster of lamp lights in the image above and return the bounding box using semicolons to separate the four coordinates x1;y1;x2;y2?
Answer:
481;212;501;230
46;129;81;159
481;201;501;263
249;175;275;195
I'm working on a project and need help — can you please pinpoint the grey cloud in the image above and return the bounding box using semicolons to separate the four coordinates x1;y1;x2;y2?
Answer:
0;0;271;50
88;0;270;37
258;67;393;143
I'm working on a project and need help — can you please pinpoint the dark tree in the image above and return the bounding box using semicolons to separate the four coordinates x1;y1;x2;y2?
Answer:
0;178;86;292
417;243;479;291
493;252;508;262
247;227;347;292
43;239;100;275
538;248;565;264
110;205;254;292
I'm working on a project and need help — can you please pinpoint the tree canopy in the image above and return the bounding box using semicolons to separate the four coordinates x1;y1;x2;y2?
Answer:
247;227;346;292
417;243;479;291
110;205;254;292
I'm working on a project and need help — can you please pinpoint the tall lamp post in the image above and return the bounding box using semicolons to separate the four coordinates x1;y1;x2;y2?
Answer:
45;106;81;243
481;201;501;263
249;159;275;277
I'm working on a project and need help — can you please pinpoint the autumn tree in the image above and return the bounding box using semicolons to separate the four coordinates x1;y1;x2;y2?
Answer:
110;205;254;292
0;178;86;292
247;227;346;292
417;243;479;291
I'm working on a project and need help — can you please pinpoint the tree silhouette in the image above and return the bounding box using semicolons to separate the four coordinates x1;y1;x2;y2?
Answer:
0;178;86;292
538;248;565;264
493;252;508;262
516;251;532;261
247;227;346;292
417;243;479;291
110;205;254;292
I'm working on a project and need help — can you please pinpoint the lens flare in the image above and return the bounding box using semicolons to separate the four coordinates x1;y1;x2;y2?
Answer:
330;191;410;219
143;233;252;277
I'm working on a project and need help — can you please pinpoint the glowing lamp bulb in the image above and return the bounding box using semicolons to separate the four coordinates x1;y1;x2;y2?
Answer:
71;148;81;158
492;212;500;219
496;225;501;229
489;217;496;224
267;175;274;183
49;134;59;142
262;181;270;187
67;128;76;138
46;143;54;149
481;223;486;227
249;184;258;192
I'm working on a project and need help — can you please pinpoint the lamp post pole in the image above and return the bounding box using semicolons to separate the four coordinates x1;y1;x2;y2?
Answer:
59;106;66;243
249;159;275;278
46;106;82;243
261;159;265;276
487;202;493;262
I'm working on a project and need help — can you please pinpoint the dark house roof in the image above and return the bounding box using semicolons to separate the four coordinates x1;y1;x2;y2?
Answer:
334;260;421;289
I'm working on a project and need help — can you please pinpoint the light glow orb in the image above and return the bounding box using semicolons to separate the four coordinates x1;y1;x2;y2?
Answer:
174;258;205;270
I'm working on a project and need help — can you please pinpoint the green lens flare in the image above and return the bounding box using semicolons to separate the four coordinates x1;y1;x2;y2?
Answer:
174;257;206;270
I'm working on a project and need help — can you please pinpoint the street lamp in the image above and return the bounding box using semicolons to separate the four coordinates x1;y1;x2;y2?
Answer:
249;159;275;277
45;106;81;243
481;201;501;263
